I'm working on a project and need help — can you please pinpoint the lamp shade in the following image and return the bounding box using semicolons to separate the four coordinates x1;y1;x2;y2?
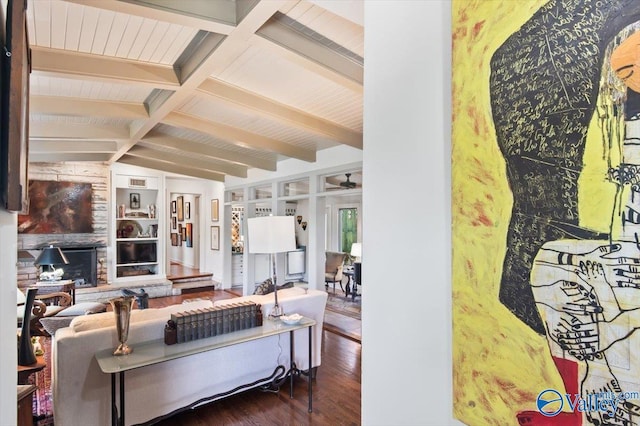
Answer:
350;242;362;258
247;216;296;254
35;245;69;266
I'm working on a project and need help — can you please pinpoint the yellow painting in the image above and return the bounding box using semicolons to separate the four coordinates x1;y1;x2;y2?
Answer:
453;1;640;425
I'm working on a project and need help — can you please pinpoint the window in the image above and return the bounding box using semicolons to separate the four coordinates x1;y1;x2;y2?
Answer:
339;208;358;254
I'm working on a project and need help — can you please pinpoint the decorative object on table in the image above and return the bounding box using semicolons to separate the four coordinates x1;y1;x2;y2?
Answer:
118;204;126;218
121;288;149;309
35;245;69;281
32;336;44;356
177;196;184;221
211;226;220;250
281;313;303;325
165;302;262;345
18;288;38;366
248;216;296;319
130;193;140;209
149;224;158;238
211;199;219;221
148;203;157;219
117;220;142;238
109;296;135;355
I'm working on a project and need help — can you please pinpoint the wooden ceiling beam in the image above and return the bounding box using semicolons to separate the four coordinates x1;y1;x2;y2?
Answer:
30;96;148;119
128;145;248;177
108;0;293;165
29;153;113;162
118;155;225;182
142;133;277;171
62;0;237;34
29;140;118;153
197;78;362;148
255;17;363;86
30;121;130;140
31;46;180;90
163;111;316;162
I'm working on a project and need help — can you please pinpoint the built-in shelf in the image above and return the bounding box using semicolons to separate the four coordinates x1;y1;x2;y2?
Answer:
111;171;164;282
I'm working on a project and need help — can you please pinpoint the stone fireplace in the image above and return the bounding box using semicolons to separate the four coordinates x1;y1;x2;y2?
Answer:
17;162;109;290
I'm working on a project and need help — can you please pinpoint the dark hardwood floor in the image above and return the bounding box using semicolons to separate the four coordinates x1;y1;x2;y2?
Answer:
147;289;362;426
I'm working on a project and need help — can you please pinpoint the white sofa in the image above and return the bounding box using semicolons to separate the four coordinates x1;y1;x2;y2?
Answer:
52;287;328;426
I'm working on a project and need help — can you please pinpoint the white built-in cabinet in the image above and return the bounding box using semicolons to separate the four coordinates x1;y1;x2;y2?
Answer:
110;173;165;283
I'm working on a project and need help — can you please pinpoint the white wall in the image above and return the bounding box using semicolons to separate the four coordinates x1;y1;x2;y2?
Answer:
0;210;17;425
362;1;457;425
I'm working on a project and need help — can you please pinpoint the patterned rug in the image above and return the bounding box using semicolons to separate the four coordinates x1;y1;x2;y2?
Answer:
325;291;361;320
28;337;54;425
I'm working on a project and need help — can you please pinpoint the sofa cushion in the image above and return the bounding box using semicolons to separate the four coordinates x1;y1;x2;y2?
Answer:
55;302;106;317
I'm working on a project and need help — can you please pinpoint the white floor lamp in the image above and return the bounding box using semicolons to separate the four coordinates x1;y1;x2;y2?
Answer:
248;216;296;318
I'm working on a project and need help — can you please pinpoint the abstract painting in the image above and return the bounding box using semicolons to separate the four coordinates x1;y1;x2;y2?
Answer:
18;180;93;234
453;1;640;424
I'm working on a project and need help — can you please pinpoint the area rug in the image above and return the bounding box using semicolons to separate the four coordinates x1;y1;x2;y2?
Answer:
325;292;361;320
28;336;54;425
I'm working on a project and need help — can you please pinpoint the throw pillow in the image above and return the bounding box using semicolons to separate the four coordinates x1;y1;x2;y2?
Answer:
253;278;273;295
253;279;295;295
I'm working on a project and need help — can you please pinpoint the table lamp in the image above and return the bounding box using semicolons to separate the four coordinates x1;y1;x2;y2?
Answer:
248;216;296;318
35;245;69;281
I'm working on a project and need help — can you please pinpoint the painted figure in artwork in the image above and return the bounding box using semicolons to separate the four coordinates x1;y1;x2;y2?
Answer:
489;0;640;424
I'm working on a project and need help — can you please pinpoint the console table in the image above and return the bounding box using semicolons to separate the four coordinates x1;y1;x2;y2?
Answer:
96;317;316;426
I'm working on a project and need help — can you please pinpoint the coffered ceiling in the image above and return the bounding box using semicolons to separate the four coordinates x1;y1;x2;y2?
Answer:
25;0;363;181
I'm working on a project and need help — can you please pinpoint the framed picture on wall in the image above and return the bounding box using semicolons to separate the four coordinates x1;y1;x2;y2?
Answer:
171;233;178;246
177;196;184;221
211;199;219;221
185;202;190;219
130;193;140;209
181;225;186;241
186;223;193;247
171;200;176;214
211;226;220;250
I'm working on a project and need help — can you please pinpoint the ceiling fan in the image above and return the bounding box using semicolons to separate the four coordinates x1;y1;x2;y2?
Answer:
340;173;357;189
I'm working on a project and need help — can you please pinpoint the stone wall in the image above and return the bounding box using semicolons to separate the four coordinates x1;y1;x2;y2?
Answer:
17;162;109;290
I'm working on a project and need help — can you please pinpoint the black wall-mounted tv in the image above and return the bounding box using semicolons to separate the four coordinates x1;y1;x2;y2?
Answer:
117;242;157;265
0;0;30;213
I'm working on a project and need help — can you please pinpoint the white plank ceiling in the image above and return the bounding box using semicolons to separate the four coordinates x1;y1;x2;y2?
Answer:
25;0;364;181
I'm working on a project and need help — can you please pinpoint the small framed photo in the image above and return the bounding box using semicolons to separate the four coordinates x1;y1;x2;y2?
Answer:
130;193;140;209
185;202;190;219
171;200;177;214
171;233;178;246
211;226;220;250
172;216;177;230
177;196;184;221
211;199;219;222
